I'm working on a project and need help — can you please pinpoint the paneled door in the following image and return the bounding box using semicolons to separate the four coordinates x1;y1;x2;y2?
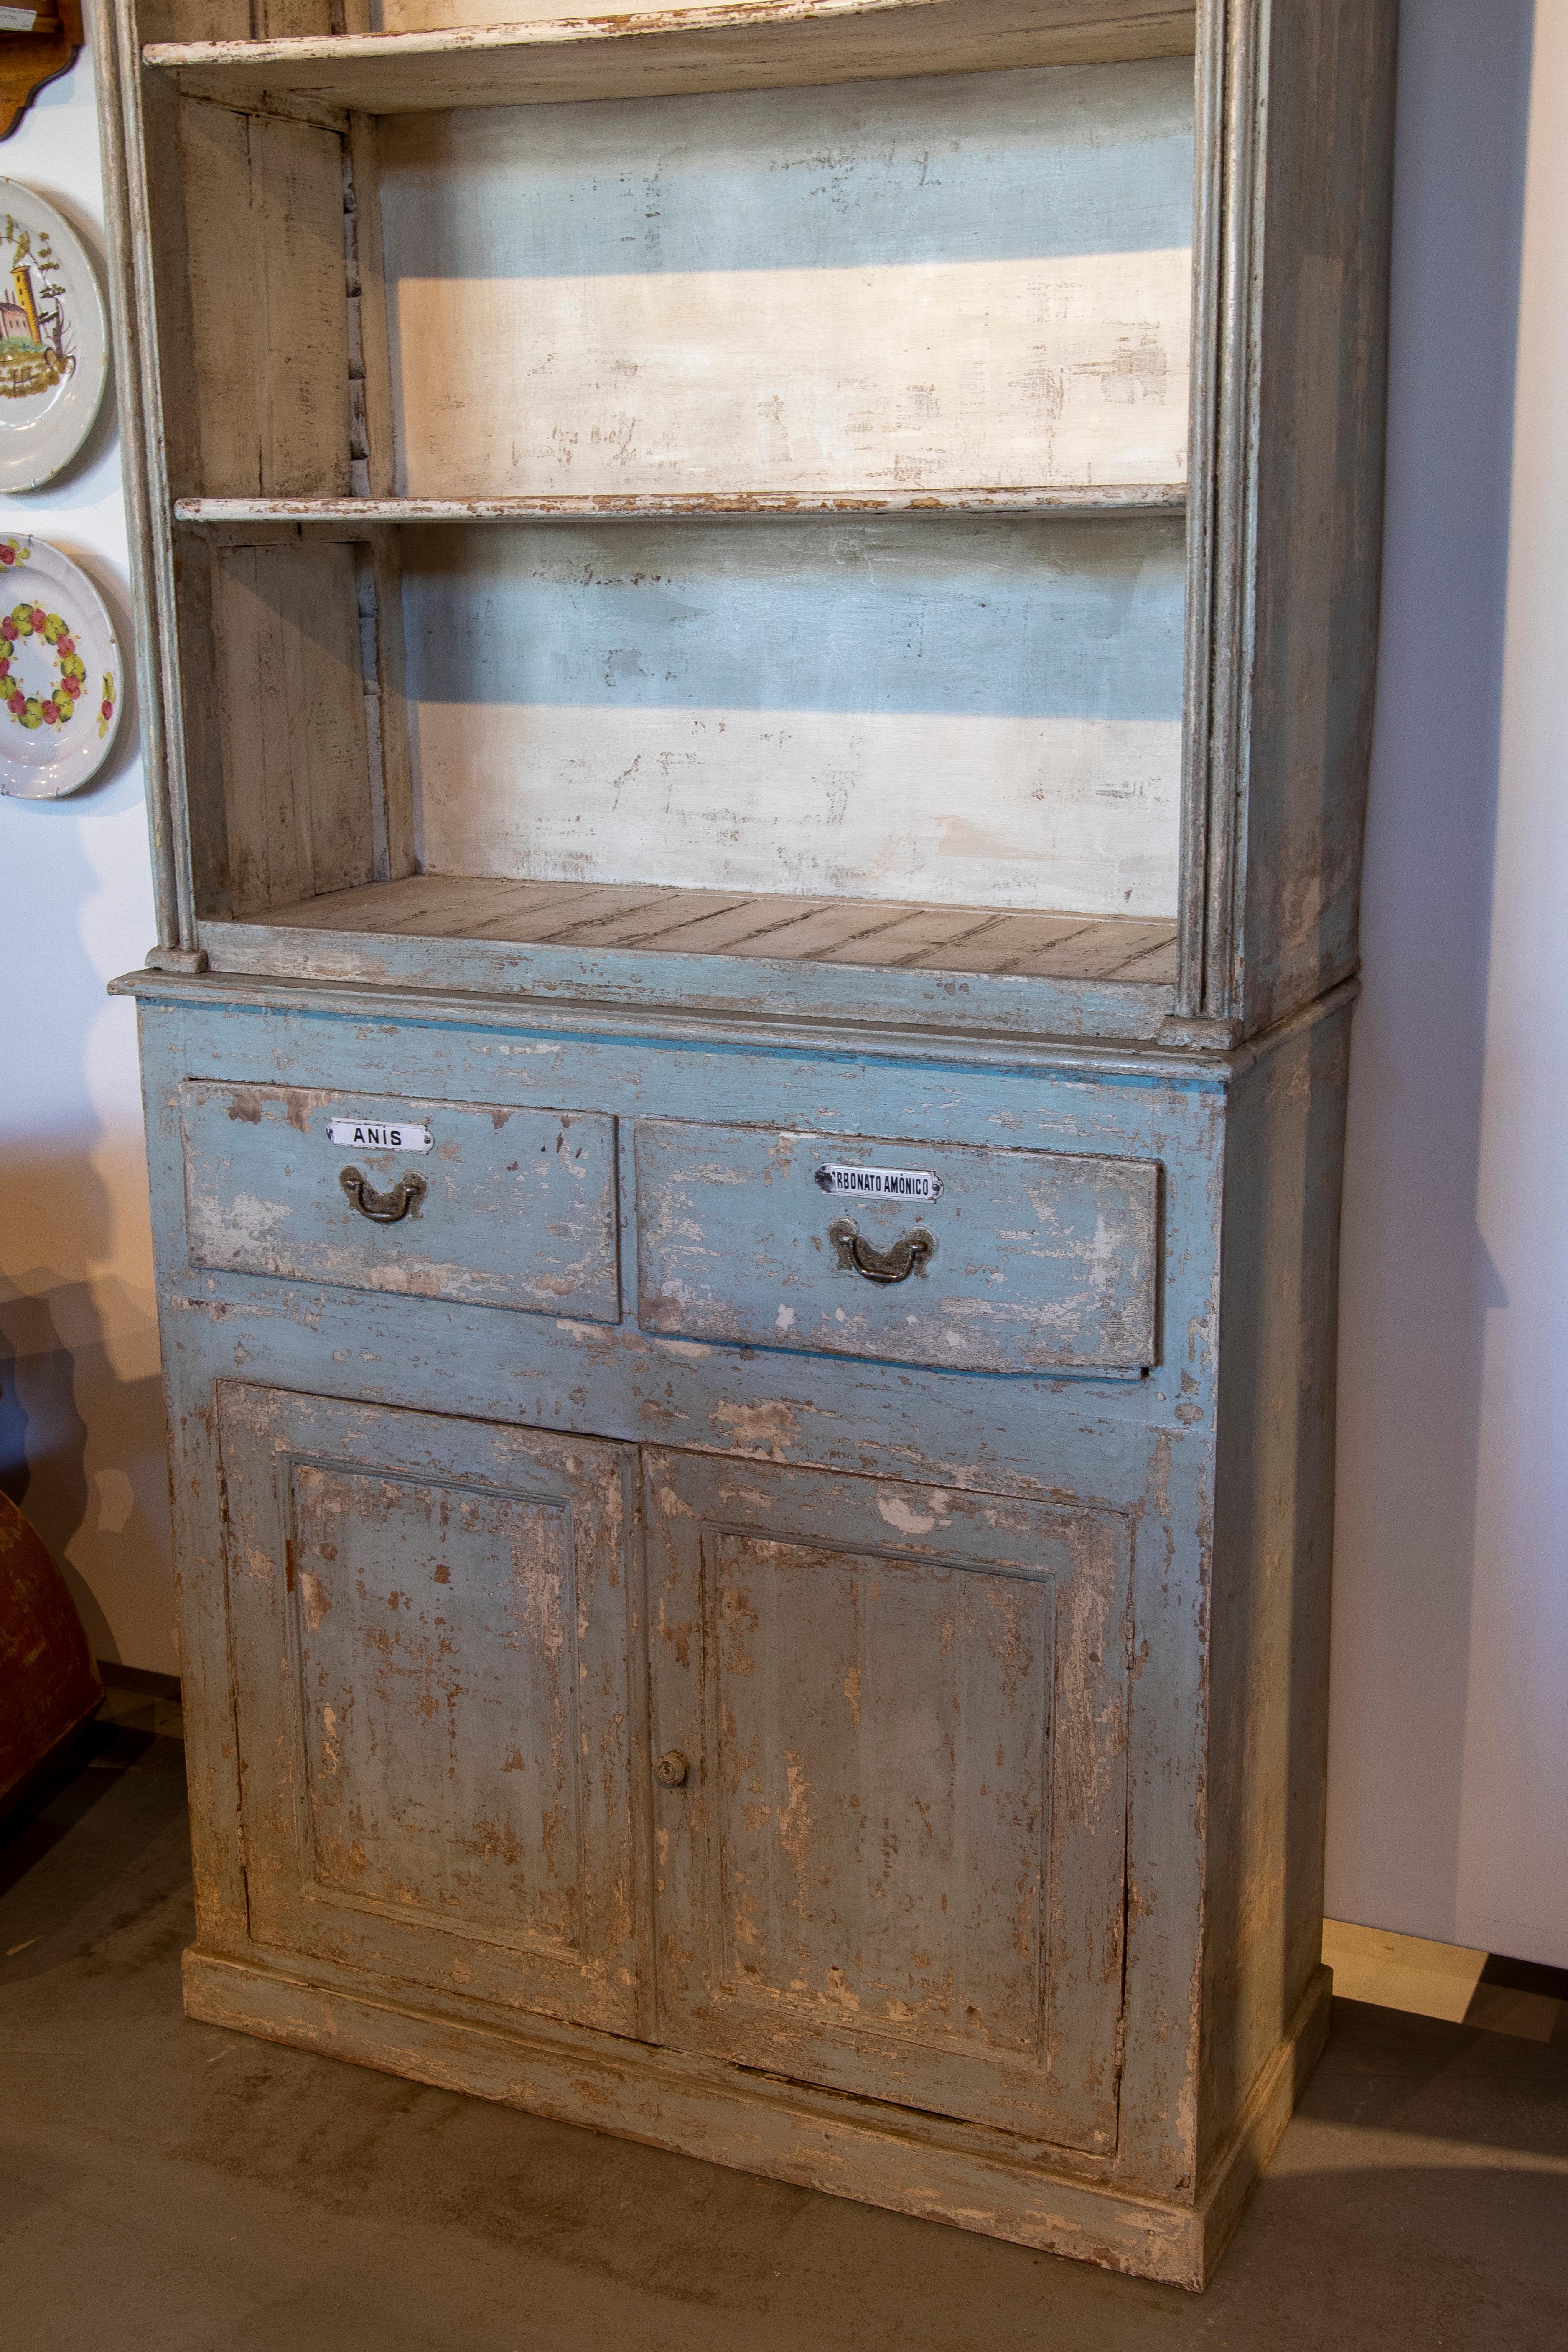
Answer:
218;1385;644;2034
645;1453;1132;2153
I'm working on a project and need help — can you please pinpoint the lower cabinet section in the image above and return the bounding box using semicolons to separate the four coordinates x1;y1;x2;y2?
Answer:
216;1385;1131;2158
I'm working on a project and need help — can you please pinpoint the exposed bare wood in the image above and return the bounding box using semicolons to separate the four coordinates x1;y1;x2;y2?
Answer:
174;486;1191;525
233;873;1179;985
212;542;375;912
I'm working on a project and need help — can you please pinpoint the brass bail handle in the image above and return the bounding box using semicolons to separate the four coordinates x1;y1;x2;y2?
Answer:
827;1215;935;1285
339;1166;428;1224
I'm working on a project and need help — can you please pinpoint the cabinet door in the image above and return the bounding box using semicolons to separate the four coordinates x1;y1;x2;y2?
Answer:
219;1384;644;2035
646;1453;1130;2153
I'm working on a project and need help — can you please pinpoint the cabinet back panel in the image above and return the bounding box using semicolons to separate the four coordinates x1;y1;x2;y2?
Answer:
405;514;1184;914
379;62;1192;500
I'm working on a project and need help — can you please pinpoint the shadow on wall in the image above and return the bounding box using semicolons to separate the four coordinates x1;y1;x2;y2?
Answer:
0;1145;171;1669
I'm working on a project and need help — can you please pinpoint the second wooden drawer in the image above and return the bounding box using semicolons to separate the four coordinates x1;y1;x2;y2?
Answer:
635;1120;1159;1375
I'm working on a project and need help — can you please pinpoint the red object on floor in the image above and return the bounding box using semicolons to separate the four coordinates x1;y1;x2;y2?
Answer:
0;1492;102;1806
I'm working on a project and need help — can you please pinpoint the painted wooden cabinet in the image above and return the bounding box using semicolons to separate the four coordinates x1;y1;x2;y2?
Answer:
93;0;1395;2290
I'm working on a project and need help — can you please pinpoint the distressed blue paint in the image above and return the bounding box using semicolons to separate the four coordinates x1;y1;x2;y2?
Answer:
180;1078;621;1319
634;1117;1159;1373
134;987;1226;1461
382;61;1194;283
400;517;1187;719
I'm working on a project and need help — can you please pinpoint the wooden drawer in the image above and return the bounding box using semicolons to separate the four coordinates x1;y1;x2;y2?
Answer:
181;1080;619;1320
634;1120;1158;1374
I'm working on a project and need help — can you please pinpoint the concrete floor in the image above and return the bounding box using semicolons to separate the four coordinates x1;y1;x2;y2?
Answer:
3;1716;1566;2352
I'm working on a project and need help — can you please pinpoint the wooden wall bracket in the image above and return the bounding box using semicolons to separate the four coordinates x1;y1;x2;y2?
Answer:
0;0;82;140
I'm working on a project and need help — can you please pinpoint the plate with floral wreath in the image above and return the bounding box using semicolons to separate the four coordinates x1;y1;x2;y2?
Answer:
0;183;109;492
0;535;121;798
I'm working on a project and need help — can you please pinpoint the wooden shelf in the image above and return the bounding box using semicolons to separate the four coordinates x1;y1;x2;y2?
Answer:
174;485;1188;527
198;877;1181;1039
143;0;1197;116
214;875;1179;980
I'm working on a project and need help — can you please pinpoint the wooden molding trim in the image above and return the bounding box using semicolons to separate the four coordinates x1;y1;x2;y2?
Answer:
181;1946;1332;2291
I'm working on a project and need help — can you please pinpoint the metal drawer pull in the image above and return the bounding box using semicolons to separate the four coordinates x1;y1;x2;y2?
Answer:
654;1749;690;1789
828;1216;935;1284
339;1166;428;1224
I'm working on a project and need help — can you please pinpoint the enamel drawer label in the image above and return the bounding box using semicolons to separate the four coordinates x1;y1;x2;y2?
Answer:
814;1162;944;1203
327;1117;432;1153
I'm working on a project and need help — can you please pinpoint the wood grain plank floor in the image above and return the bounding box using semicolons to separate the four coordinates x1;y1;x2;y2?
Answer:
247;876;1179;983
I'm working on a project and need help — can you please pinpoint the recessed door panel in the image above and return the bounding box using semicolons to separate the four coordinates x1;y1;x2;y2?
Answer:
219;1384;644;2034
645;1452;1130;2151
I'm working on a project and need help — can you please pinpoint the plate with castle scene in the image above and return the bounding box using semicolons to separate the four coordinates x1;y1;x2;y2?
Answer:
0;181;108;491
0;535;121;797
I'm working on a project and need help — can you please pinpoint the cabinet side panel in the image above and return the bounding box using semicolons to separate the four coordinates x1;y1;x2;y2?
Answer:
176;98;263;498
254;0;338;35
170;101;352;500
1199;1003;1351;2175
212;541;375;913
1236;0;1397;1033
172;533;237;916
134;1003;252;1952
136;0;314;33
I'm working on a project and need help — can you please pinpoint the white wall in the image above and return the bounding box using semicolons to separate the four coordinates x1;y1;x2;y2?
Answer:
0;27;174;1672
1327;0;1568;1970
5;5;1565;1961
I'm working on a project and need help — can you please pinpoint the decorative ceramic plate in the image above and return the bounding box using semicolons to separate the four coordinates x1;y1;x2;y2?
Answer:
0;181;108;492
0;535;121;798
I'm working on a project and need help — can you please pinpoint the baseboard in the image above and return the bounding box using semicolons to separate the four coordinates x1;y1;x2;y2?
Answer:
177;1947;1335;2295
182;1947;1332;2291
1198;1964;1335;2277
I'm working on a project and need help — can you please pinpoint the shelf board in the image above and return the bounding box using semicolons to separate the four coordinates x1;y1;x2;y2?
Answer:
144;0;1197;116
174;484;1188;527
213;874;1179;979
199;878;1181;1040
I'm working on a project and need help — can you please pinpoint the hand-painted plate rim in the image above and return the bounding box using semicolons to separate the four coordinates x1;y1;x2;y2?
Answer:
0;536;123;799
0;180;109;494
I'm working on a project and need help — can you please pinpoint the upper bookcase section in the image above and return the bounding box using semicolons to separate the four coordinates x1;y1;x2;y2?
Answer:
143;0;1198;115
165;50;1194;509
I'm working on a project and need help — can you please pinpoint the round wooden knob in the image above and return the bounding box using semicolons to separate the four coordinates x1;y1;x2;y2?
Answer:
653;1749;690;1789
